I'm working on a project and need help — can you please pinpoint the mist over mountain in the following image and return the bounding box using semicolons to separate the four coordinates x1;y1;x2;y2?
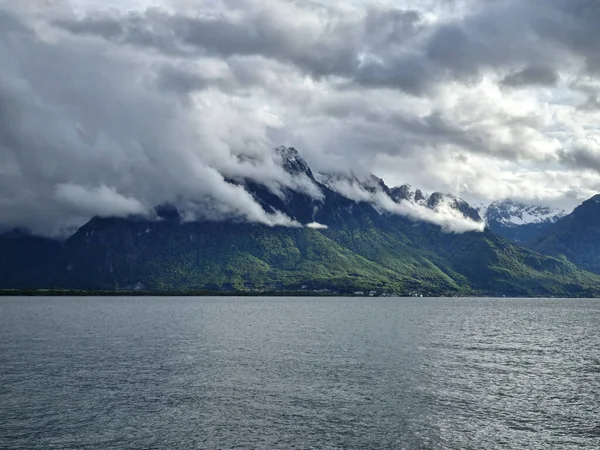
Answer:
201;147;486;233
4;1;600;237
4;1;600;297
2;147;600;297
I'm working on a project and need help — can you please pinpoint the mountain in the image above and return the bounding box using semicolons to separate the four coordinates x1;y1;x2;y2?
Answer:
275;146;314;177
0;229;63;283
1;147;599;297
530;195;600;274
478;199;566;243
3;213;596;297
427;192;482;222
320;178;483;224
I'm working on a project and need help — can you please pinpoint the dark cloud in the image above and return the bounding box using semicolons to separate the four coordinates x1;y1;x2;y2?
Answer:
540;0;600;74
0;9;31;34
559;144;600;173
156;64;209;95
53;5;431;94
501;66;559;87
0;10;311;234
2;0;600;234
49;1;572;97
53;8;358;75
363;8;422;44
56;15;125;39
578;95;600;111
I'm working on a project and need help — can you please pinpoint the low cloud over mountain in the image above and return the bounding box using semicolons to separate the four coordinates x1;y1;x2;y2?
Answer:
3;1;600;234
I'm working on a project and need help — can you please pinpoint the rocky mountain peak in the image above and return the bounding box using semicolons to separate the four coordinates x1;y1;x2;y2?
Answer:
482;199;566;227
390;184;414;202
274;146;314;178
414;189;427;203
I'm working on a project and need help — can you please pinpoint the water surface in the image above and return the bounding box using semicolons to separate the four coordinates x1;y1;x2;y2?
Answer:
1;296;599;449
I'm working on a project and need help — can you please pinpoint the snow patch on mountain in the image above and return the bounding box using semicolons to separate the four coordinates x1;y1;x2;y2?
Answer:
479;200;566;227
274;146;313;177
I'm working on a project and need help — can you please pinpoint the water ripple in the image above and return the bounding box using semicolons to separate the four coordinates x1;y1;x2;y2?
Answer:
1;296;599;449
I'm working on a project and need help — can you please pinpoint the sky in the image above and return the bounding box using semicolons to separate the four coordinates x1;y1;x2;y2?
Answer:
2;0;600;235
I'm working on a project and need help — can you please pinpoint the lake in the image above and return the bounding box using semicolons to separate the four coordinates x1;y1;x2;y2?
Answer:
1;296;599;449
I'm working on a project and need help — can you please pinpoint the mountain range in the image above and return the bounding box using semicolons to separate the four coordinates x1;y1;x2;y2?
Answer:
2;147;600;297
478;200;566;244
529;195;600;275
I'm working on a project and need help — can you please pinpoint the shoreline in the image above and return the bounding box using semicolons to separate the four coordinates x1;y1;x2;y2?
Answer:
0;289;593;298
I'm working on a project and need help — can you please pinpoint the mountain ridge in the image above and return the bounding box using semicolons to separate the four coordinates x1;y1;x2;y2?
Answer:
478;199;566;243
529;194;600;275
1;147;599;297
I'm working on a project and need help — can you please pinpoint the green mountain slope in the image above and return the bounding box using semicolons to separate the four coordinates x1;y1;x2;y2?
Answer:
11;219;407;292
4;214;600;297
531;195;600;275
325;220;600;297
3;146;600;297
440;231;600;297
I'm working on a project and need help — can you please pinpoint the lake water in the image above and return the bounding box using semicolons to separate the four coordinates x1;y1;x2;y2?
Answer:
1;297;599;449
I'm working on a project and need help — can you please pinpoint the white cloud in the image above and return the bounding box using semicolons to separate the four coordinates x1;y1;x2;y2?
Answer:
326;177;484;232
55;184;148;217
306;222;328;229
2;0;600;235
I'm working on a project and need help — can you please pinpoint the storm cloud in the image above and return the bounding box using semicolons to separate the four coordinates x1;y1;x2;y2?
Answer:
2;0;600;234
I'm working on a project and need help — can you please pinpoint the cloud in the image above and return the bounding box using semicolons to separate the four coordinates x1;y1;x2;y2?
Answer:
306;222;328;230
369;190;484;233
3;0;600;235
326;177;484;233
559;137;600;173
325;179;375;204
47;1;554;95
501;66;559;87
55;184;147;218
0;7;308;235
384;196;485;234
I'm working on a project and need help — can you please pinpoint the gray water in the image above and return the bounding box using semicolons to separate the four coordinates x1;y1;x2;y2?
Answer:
0;297;599;449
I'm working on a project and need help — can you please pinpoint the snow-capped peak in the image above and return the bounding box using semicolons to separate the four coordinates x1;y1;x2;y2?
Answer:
480;199;566;226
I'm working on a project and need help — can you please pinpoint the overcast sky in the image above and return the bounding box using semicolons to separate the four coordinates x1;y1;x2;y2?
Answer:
2;0;600;235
